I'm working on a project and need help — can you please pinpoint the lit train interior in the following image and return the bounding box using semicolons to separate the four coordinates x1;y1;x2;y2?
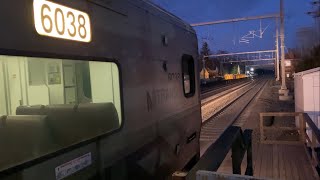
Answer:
0;56;122;170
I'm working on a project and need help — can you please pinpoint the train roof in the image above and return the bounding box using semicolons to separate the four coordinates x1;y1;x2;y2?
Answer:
136;0;196;34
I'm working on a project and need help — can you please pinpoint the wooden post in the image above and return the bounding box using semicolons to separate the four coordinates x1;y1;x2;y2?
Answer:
299;113;306;143
231;135;243;175
244;129;253;176
260;114;264;143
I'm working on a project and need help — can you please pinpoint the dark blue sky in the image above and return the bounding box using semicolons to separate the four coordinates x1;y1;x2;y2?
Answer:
152;0;315;53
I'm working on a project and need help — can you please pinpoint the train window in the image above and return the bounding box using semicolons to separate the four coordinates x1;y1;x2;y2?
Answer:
0;55;122;119
0;55;122;171
182;54;195;97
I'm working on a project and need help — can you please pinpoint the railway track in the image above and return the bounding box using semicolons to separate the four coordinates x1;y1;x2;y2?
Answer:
201;77;263;122
201;79;251;100
201;80;253;107
200;78;269;155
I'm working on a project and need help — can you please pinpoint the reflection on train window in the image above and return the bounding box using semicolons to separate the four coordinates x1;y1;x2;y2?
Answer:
182;54;195;97
0;55;121;171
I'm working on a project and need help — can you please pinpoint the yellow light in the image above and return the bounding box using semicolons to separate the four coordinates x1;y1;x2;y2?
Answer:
33;0;91;42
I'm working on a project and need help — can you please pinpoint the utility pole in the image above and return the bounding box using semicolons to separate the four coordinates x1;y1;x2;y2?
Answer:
279;0;291;100
280;0;286;90
275;18;280;81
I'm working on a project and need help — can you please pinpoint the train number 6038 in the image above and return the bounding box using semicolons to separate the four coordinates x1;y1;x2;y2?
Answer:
34;0;91;42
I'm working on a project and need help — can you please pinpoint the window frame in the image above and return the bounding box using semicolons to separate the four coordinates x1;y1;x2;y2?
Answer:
181;54;196;98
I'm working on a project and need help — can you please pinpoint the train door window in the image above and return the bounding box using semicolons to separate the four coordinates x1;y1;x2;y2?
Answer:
0;55;122;171
182;54;195;97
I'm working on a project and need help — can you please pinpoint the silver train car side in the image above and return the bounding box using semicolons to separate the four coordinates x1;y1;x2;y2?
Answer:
0;0;201;179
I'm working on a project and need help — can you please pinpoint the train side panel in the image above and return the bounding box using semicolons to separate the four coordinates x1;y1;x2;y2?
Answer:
0;0;201;179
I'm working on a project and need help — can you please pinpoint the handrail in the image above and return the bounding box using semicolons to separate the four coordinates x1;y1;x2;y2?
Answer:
259;112;320;176
303;113;320;143
172;126;253;180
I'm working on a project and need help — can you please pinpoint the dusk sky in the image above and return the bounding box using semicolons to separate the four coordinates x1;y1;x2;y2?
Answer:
151;0;315;53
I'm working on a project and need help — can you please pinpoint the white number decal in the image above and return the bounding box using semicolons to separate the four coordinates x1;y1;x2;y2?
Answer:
34;0;91;42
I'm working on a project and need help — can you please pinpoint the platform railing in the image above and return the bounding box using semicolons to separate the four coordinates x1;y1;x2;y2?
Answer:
260;112;320;168
172;126;253;180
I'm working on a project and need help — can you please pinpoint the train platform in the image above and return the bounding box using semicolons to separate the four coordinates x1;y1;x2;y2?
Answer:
216;79;319;180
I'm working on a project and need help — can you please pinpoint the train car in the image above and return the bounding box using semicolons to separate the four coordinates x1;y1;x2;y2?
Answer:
0;0;201;179
224;74;247;80
224;74;234;80
235;74;247;79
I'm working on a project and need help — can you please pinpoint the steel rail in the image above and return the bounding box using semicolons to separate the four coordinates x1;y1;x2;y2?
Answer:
200;78;269;155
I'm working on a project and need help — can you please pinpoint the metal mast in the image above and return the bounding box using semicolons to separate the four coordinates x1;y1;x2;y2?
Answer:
280;0;287;91
275;18;280;81
278;0;292;100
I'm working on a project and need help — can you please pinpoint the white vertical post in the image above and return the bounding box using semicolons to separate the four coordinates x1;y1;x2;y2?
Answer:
280;0;287;90
275;18;280;81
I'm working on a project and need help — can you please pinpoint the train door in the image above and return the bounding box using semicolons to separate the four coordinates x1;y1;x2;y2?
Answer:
0;59;8;115
0;57;27;115
0;56;59;115
7;58;23;114
63;63;77;104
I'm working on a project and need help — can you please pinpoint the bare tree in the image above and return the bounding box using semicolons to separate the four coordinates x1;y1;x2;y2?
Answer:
295;44;320;72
